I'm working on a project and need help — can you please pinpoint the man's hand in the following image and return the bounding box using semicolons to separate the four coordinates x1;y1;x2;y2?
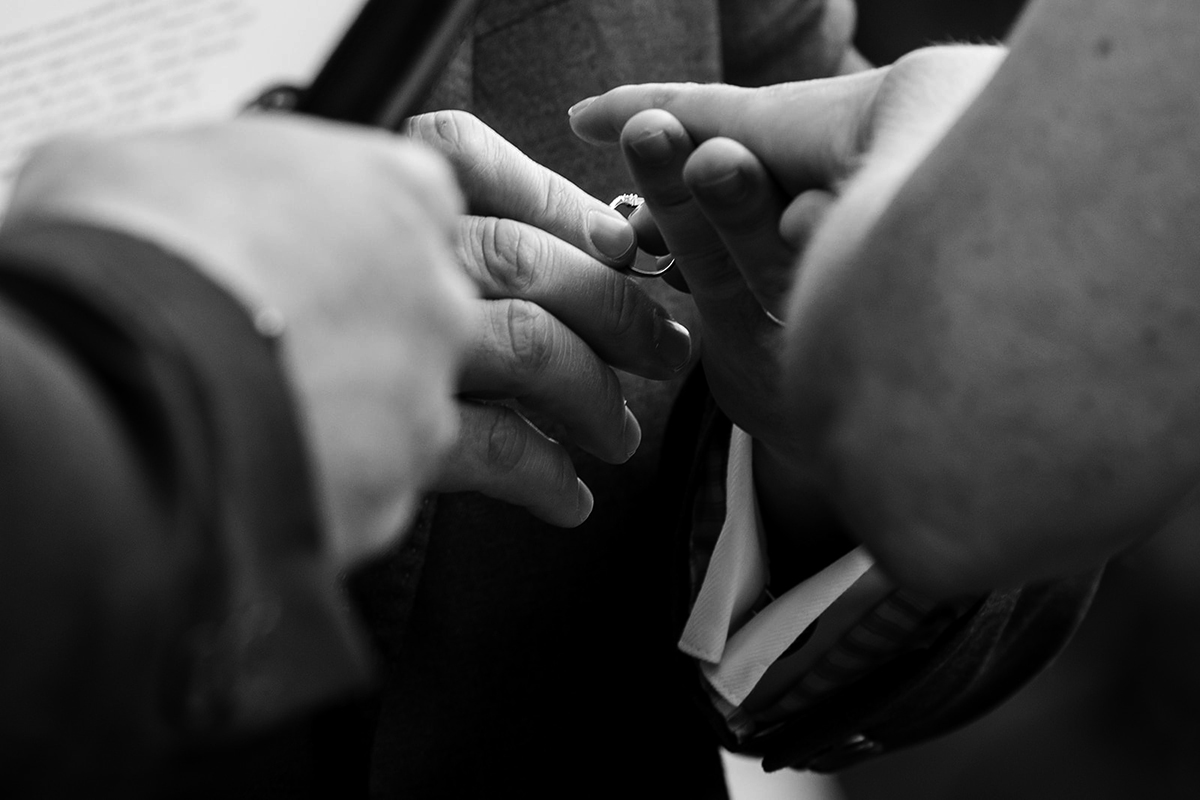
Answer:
405;111;694;527
4;116;476;572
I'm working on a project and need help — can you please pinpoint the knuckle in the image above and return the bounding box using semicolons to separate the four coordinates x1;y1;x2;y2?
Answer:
640;177;694;214
482;218;542;294
484;406;529;475
501;299;556;374
545;449;578;497
457;215;488;269
599;273;645;341
408;110;506;200
537;176;573;226
407;109;471;154
406;110;495;177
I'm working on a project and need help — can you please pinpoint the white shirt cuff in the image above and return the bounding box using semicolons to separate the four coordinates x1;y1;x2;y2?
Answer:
677;425;878;708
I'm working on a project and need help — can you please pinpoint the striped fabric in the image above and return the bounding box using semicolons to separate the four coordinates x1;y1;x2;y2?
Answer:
680;414;976;740
763;590;949;715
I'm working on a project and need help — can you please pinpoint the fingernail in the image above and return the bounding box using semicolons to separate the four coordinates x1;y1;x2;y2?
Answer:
654;312;692;372
622;405;642;461
695;168;748;204
587;209;637;263
628;129;673;164
576;479;595;523
568;96;597;117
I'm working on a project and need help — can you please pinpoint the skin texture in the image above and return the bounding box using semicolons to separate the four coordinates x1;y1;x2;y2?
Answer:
404;110;694;528
4;110;694;553
611;107;843;559
572;0;1200;596
787;0;1200;595
571;47;1006;585
3;116;475;572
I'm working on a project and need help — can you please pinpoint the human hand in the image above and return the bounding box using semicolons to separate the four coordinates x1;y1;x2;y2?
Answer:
577;105;830;549
4;116;475;572
570;47;1010;588
569;45;1003;194
404;110;694;527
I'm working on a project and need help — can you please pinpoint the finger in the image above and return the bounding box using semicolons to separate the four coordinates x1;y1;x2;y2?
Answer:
619;109;756;316
627;203;670;256
660;260;691;294
779;189;836;251
456;215;692;378
462;298;642;465
406;110;637;268
435;401;594;528
620;110;789;452
683;137;798;319
570;73;888;192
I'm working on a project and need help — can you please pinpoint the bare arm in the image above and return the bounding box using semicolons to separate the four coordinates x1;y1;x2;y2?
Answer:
786;0;1200;594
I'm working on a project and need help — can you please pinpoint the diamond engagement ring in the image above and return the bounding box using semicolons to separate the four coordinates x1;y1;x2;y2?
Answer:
608;193;644;215
608;193;676;278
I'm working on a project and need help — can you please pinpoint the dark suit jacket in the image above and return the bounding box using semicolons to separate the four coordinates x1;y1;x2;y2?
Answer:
0;222;370;797
0;2;1097;798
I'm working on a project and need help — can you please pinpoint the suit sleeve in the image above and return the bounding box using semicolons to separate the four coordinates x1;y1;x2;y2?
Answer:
0;221;372;790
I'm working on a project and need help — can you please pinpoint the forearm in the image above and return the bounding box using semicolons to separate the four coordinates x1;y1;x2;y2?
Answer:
786;0;1200;593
